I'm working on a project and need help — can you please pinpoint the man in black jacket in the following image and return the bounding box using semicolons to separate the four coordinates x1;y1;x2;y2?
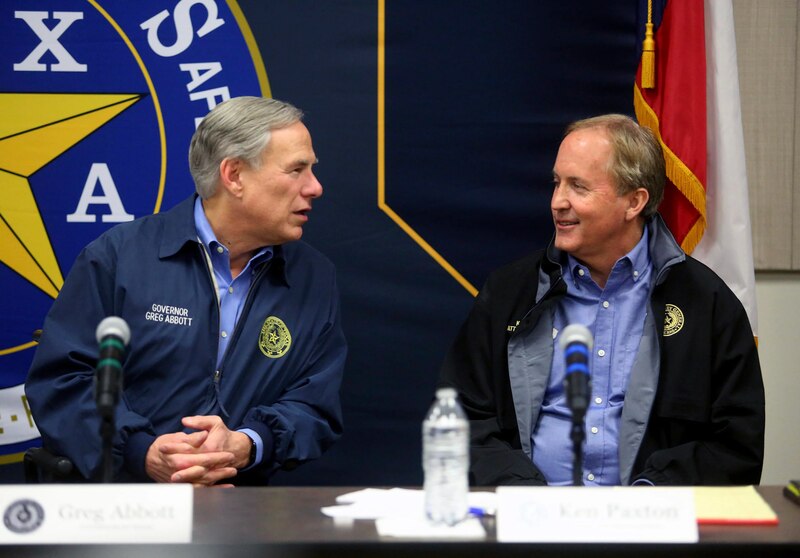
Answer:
440;114;764;486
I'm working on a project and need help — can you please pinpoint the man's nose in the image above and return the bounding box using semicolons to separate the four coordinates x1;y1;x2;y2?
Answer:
305;172;323;198
551;183;568;209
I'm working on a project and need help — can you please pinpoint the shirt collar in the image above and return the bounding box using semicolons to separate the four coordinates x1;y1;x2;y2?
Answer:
623;224;650;283
192;196;282;279
156;195;289;285
564;225;651;286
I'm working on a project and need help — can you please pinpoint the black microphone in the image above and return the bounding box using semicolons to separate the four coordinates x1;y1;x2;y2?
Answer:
559;324;593;422
94;316;130;419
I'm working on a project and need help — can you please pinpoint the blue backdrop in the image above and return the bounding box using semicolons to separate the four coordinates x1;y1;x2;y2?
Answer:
0;0;647;485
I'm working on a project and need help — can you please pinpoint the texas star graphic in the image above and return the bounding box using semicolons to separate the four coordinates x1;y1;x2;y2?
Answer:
0;92;141;299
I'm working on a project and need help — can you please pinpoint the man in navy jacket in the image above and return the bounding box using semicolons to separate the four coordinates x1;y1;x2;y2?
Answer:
26;97;347;485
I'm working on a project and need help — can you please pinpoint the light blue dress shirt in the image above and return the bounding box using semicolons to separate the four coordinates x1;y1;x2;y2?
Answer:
532;227;652;485
194;197;272;468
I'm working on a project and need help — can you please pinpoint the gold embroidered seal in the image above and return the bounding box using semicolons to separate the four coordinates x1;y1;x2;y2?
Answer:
259;316;292;358
663;304;685;337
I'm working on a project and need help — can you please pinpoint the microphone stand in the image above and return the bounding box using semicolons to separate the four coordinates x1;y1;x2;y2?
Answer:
570;417;586;486
96;372;120;484
96;372;121;484
96;367;120;484
100;412;115;484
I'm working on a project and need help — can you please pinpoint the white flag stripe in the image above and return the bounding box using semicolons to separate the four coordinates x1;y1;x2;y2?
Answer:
694;0;758;335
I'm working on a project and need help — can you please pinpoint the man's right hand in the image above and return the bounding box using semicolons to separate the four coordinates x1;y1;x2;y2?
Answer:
145;430;238;485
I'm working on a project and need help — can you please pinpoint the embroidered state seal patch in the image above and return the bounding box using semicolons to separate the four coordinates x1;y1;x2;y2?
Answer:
259;316;292;358
663;303;685;337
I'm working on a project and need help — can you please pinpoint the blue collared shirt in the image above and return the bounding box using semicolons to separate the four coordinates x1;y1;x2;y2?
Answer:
194;197;272;467
532;226;652;485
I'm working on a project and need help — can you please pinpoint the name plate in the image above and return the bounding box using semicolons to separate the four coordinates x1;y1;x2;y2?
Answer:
0;484;193;544
497;486;698;543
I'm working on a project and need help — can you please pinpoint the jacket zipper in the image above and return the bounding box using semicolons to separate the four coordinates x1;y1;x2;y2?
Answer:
199;241;270;417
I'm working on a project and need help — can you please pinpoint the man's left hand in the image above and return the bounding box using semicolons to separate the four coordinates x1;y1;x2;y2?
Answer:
180;415;252;470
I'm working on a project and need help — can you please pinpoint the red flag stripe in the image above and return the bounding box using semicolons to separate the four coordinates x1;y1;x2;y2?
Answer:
634;83;707;252
633;0;707;254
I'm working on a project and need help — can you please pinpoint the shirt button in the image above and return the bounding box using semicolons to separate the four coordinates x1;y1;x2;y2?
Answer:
221;331;228;338
602;301;610;308
633;270;640;278
578;269;585;276
591;426;599;434
228;286;234;294
216;246;224;254
595;397;603;404
597;349;606;357
587;473;595;481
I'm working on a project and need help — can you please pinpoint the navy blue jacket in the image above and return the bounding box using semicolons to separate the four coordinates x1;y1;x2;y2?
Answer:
26;195;346;483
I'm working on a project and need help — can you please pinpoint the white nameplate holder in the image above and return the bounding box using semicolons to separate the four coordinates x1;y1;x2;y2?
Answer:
0;484;193;544
496;486;698;543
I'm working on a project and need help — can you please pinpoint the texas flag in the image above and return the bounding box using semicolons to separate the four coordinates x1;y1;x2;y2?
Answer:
633;0;758;337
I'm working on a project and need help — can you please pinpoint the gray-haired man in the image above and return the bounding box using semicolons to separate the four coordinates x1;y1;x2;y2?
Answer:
27;97;346;485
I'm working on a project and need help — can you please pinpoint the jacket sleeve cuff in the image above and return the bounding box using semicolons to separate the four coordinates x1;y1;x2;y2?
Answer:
123;430;157;481
238;421;274;468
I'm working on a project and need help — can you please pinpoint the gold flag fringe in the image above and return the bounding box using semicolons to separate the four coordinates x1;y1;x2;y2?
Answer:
634;83;707;254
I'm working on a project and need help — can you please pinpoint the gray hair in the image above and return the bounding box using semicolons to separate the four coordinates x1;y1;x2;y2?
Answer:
565;114;666;218
189;96;304;198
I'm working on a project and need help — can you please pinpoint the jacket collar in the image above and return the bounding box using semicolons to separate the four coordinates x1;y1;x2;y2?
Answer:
157;194;289;285
538;212;685;298
645;213;685;283
158;195;199;258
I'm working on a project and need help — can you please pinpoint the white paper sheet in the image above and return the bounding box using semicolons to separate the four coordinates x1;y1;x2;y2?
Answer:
321;488;494;539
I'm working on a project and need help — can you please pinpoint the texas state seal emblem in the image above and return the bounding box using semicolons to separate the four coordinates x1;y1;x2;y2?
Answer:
259;316;292;359
663;303;685;337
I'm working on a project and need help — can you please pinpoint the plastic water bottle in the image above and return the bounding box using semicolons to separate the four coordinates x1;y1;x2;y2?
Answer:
422;387;469;525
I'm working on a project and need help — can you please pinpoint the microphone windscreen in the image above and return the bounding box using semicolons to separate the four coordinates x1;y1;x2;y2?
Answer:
95;316;131;345
559;324;593;351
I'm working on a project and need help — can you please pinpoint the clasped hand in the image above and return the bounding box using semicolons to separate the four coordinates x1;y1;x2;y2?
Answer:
145;415;251;487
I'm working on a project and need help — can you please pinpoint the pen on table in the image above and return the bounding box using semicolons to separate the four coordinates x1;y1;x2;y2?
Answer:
468;506;496;518
784;480;800;507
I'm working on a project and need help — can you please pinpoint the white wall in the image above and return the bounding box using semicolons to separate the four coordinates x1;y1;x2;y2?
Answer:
755;273;800;484
730;1;798;485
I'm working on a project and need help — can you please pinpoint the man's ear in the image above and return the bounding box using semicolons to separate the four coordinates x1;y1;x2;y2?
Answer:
219;158;244;197
626;187;650;221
